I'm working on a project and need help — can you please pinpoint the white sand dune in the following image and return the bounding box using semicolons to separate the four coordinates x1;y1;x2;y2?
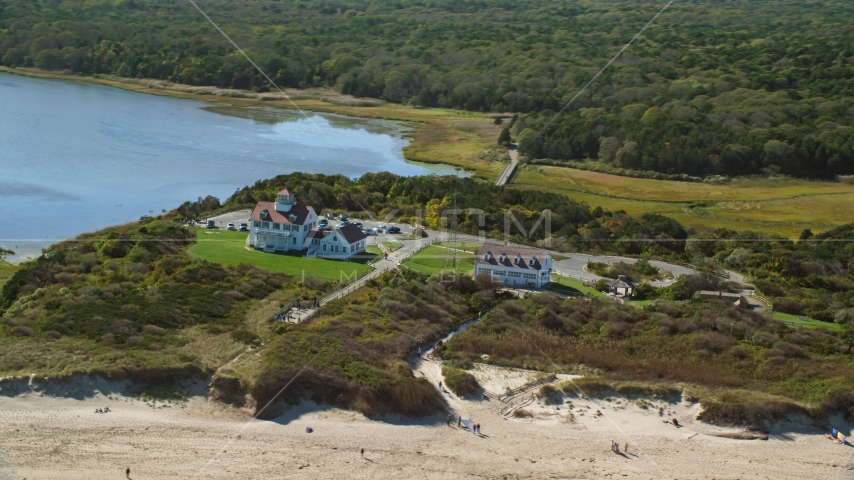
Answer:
1;369;854;479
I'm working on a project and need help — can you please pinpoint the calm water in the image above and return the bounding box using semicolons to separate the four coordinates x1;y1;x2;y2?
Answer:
0;72;461;261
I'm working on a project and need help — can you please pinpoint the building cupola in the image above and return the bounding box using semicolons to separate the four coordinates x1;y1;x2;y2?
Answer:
275;187;295;212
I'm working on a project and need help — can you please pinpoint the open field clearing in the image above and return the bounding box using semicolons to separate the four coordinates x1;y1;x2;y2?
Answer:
401;246;475;276
187;230;370;281
514;166;854;237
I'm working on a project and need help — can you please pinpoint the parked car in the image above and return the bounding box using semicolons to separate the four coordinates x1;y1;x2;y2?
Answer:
338;213;348;221
319;225;332;231
319;218;328;226
339;220;350;226
386;226;401;234
239;222;249;232
363;229;375;236
206;219;216;229
353;221;363;228
227;222;236;231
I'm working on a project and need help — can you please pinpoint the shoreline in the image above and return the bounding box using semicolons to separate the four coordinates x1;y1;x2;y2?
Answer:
1;366;849;478
0;67;505;180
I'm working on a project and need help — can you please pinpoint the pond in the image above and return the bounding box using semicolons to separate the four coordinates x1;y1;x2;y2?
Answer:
0;72;462;261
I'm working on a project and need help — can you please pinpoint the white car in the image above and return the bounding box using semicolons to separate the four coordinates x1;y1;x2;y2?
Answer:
227;223;236;231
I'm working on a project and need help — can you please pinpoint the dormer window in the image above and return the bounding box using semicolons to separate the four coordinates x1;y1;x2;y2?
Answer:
529;258;536;266
499;254;506;263
514;255;521;264
260;210;268;219
484;252;492;261
289;214;297;223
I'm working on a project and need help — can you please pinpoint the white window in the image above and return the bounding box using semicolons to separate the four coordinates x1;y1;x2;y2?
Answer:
261;222;269;229
253;221;260;228
508;271;521;278
323;244;327;251
523;273;536;279
494;270;505;276
273;223;280;230
292;237;297;244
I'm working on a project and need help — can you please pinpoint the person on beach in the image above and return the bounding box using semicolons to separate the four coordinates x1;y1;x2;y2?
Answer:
458;416;461;427
361;448;364;458
417;347;421;358
672;418;680;427
624;443;628;454
126;467;130;479
438;381;442;389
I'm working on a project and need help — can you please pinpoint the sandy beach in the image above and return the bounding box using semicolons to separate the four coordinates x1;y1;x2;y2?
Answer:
2;363;854;480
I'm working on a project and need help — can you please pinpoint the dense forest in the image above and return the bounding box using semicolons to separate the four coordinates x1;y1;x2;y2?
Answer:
1;0;852;178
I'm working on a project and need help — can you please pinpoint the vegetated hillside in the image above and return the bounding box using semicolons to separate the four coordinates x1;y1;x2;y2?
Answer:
0;218;326;377
252;271;506;417
221;172;688;257
439;293;854;425
1;0;852;179
686;225;854;324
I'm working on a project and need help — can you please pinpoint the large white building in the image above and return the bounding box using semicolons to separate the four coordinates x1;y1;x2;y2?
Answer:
249;188;318;252
474;245;552;289
248;188;367;259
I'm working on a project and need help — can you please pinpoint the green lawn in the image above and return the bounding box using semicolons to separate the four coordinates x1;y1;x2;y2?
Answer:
382;241;403;252
401;246;475;276
437;241;483;253
548;274;605;298
188;230;371;281
0;259;20;289
771;311;842;331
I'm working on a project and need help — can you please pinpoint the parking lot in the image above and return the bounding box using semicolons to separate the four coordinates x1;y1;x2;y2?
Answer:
202;209;415;240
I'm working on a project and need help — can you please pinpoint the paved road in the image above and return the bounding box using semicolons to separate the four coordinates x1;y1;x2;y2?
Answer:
494;144;518;186
552;254;696;286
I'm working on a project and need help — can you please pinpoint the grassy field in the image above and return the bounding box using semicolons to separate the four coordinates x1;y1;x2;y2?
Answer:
381;241;403;252
187;230;371;281
771;312;843;331
401;246;475;276
548;275;605;298
0;259;20;289
514;166;854;238
437;241;483;253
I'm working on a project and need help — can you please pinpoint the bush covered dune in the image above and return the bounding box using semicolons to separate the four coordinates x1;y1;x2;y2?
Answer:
0;217;328;383
251;272;505;418
440;292;854;426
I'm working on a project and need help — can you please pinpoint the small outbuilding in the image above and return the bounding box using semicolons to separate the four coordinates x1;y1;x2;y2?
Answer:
607;275;637;298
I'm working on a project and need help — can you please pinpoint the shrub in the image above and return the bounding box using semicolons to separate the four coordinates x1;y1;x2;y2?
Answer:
11;326;34;337
44;330;61;339
231;329;260;345
143;325;165;335
126;335;143;347
513;408;533;418
441;366;481;397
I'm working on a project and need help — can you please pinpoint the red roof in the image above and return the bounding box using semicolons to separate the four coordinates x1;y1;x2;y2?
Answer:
276;187;293;195
249;202;313;225
307;229;330;239
475;245;548;271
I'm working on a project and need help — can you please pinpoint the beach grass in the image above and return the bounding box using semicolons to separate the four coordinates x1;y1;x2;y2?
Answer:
401;246;475;276
187;230;370;281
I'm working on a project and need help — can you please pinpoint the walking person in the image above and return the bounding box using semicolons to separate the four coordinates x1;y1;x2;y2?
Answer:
361;448;364;458
458;416;461;427
126;467;130;479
